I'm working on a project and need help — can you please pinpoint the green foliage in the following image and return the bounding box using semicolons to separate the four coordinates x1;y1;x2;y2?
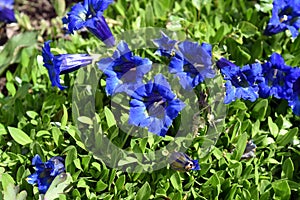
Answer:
1;0;300;199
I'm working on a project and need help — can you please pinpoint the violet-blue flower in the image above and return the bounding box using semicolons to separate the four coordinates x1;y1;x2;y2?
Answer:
258;53;294;99
128;74;185;137
169;152;200;172
153;32;177;57
168;40;215;90
97;41;152;96
0;0;16;23
63;0;115;47
27;155;65;194
286;68;300;115
264;0;300;38
217;58;263;104
42;41;93;90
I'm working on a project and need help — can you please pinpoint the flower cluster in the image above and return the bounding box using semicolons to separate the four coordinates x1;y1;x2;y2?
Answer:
217;53;300;115
27;155;65;194
37;0;300;178
0;0;16;23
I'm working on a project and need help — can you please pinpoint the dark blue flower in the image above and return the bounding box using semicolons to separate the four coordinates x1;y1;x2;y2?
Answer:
153;32;178;57
63;0;115;47
169;40;215;90
169;152;200;172
0;0;16;23
217;58;263;104
42;41;93;90
264;0;300;38
27;155;65;194
97;41;152;96
258;53;295;99
241;140;257;159
128;74;185;137
287;68;300;115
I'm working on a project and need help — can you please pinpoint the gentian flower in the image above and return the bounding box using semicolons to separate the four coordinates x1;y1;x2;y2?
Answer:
264;0;300;38
42;40;93;90
169;152;200;172
169;40;215;90
128;74;185;137
286;68;300;115
97;41;152;96
63;0;115;47
217;58;263;104
258;53;295;99
27;155;65;194
0;0;16;23
241;140;257;159
153;32;178;57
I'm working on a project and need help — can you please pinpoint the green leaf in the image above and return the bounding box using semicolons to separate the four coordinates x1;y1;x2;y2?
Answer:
234;132;247;160
153;1;169;19
8;127;33;145
0;32;37;75
276;127;298;146
192;0;201;10
104;106;116;128
238;21;258;38
252;99;268;120
272;180;291;200
1;173;15;190
44;173;73;200
0;123;7;135
51;0;66;16
115;175;126;191
95;180;108;192
61;104;68;128
145;3;155;26
282;158;294;180
135;182;151;200
170;172;182;191
268;117;278;138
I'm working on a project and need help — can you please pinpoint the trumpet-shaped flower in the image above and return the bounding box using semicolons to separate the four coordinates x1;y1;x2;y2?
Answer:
153;32;177;57
169;40;215;90
258;53;295;99
97;41;152;96
27;155;65;194
42;41;93;90
63;0;115;47
0;0;16;23
264;0;300;38
241;140;257;159
169;152;200;172
288;73;300;115
128;74;185;137
217;58;263;104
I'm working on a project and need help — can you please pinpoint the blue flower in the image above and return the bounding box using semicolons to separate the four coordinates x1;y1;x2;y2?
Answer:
169;152;200;172
42;41;93;90
264;0;300;38
27;155;65;194
258;53;295;99
128;74;185;137
97;41;152;96
169;40;215;90
0;0;16;23
63;0;115;47
241;140;257;159
217;58;263;104
153;32;177;57
286;68;300;115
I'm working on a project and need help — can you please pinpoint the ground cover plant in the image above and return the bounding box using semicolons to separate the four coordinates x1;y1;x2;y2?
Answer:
1;0;300;199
